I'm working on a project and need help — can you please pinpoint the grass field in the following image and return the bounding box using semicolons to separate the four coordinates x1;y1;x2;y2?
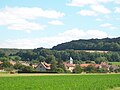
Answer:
0;74;120;90
109;62;120;66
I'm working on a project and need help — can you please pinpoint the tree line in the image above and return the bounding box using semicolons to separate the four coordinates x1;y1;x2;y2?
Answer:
0;48;120;63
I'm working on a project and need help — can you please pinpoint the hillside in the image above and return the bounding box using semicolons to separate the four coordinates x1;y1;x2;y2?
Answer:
52;37;120;51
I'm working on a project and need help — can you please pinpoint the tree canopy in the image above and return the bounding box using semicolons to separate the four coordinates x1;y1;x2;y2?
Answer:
52;37;120;51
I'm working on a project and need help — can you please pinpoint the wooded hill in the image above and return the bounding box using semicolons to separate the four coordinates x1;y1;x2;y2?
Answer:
52;37;120;51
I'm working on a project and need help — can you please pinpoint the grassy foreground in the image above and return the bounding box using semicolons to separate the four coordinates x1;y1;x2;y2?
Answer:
0;74;120;90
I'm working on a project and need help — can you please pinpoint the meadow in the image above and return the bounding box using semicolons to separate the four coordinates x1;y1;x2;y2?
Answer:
0;74;120;90
109;62;120;66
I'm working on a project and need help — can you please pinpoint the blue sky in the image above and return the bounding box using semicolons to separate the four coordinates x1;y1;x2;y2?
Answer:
0;0;120;49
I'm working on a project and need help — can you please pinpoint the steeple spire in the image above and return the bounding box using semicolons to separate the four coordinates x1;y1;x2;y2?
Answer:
70;57;73;64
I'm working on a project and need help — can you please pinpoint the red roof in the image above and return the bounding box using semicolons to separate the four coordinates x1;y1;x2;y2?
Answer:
80;64;100;68
64;62;75;67
80;64;90;67
92;64;100;68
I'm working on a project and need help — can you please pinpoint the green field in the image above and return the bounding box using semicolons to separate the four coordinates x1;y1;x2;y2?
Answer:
0;74;120;90
109;62;120;66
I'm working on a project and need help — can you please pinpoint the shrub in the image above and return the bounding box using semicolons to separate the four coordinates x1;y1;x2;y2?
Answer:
73;65;82;73
56;68;64;73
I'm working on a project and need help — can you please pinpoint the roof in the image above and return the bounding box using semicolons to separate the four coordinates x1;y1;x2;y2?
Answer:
92;64;100;68
64;62;75;67
19;61;30;66
80;64;100;68
40;62;51;70
9;60;16;65
80;64;90;67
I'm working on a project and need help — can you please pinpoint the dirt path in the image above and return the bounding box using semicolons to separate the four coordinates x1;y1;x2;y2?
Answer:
0;73;120;77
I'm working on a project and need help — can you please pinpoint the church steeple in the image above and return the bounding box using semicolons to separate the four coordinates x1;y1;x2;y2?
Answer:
70;57;73;64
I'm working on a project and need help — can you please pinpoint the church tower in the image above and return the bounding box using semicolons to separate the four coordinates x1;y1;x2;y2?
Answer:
70;57;73;64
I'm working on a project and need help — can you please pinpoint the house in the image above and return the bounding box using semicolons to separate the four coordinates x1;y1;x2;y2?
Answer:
35;62;51;72
19;61;30;66
100;62;110;70
109;65;119;72
64;62;75;72
32;64;38;68
9;60;16;65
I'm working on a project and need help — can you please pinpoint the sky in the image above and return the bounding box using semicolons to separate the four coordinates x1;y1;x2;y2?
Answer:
0;0;120;49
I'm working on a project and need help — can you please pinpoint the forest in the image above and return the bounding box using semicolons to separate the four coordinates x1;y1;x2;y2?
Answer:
52;37;120;51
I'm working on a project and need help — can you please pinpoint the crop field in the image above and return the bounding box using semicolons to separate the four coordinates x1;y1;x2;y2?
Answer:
0;74;120;90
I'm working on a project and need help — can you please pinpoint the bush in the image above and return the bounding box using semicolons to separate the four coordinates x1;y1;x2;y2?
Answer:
21;66;34;72
73;65;82;73
97;68;108;73
84;65;97;73
56;68;64;73
65;70;72;73
4;68;14;71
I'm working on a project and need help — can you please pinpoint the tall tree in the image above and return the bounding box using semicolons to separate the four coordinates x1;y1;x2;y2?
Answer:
50;56;57;72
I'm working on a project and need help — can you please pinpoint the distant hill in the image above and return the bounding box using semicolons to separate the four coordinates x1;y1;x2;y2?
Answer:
52;37;120;51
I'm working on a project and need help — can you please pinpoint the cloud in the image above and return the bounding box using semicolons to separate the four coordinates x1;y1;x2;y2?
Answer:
66;0;113;7
8;22;46;32
67;0;111;17
48;20;64;25
115;0;120;4
78;10;97;16
99;0;113;3
115;7;120;13
0;7;65;32
0;29;108;49
100;23;117;30
86;30;107;38
100;23;112;27
1;7;65;19
58;28;107;39
90;5;111;14
77;5;111;17
66;0;97;7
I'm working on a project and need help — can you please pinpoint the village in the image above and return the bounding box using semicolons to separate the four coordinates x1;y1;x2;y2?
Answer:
0;57;120;74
